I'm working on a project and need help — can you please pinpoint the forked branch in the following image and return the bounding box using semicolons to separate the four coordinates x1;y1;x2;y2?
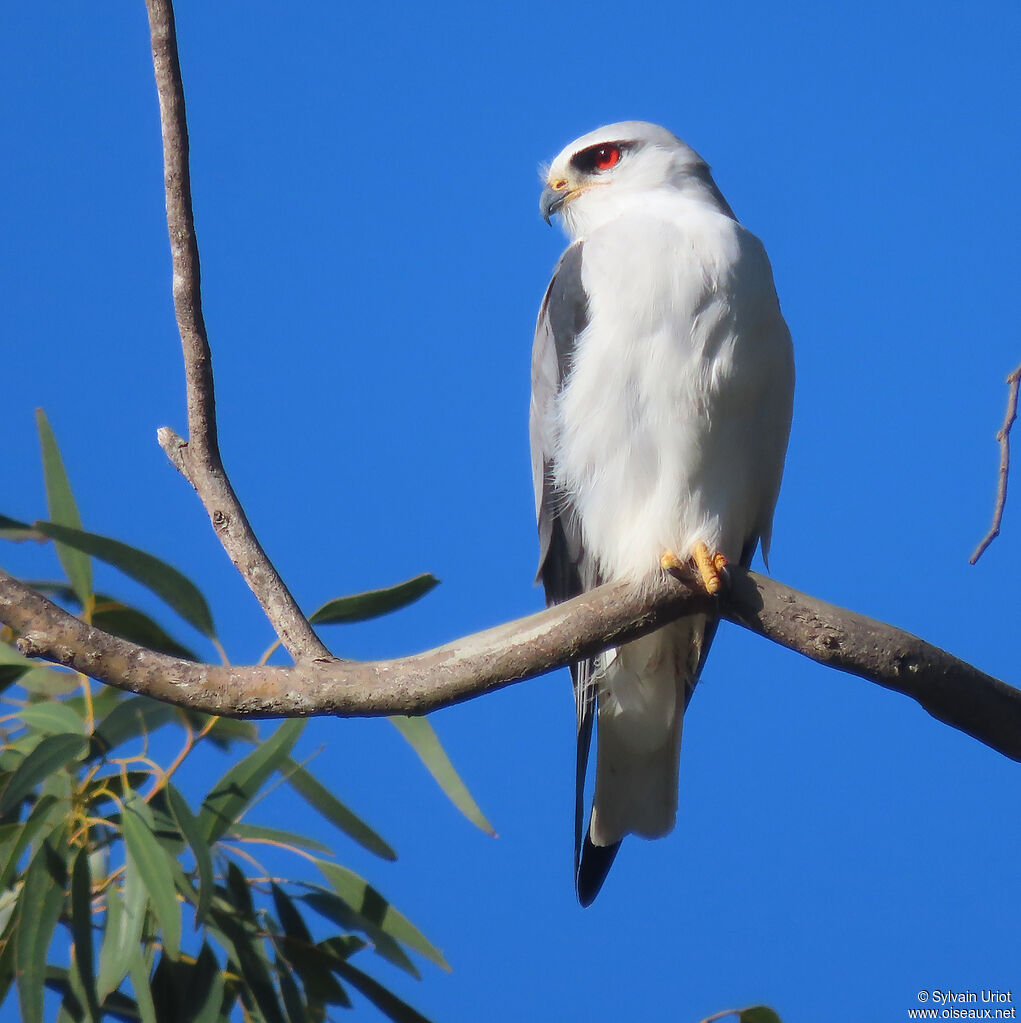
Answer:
3;0;1018;777
145;0;329;661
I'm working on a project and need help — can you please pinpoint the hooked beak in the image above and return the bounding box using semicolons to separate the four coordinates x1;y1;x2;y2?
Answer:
540;181;572;225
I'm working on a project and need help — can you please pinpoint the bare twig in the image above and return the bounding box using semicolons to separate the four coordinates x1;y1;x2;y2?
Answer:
4;564;1020;763
970;363;1021;564
144;0;328;661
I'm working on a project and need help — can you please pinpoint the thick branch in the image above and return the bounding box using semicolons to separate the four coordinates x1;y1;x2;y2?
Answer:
970;363;1021;564
3;565;1019;763
144;0;328;661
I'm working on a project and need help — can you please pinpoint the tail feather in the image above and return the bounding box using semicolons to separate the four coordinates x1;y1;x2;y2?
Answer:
576;616;710;905
577;835;620;907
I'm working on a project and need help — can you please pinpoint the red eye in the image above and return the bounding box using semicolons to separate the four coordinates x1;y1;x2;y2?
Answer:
594;145;620;170
570;142;626;175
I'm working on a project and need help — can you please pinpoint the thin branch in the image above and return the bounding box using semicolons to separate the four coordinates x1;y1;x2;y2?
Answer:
144;0;329;661
970;363;1021;564
3;564;1020;763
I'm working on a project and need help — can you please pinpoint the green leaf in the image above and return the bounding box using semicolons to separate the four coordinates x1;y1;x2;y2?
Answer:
149;947;226;1023
16;666;79;697
92;603;199;662
0;638;39;692
308;573;439;625
33;521;216;639
16;822;69;1023
89;695;181;760
0;732;88;816
96;855;148;1001
19;701;88;737
271;884;313;944
122;793;181;960
0;641;37;671
275;954;308;1023
36;409;92;607
328;957;434;1023
198;719;305;844
70;847;101;1022
204;715;259;750
164;782;214;927
228;822;334;856
127;948;158;1023
281;758;396;861
389;716;495;835
0;513;43;541
315;861;449;972
187;944;227;1023
0;794;61;890
209;902;288;1023
739;1009;783;1023
298;886;419;980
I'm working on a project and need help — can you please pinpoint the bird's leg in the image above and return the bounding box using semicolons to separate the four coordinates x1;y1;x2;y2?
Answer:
660;542;728;595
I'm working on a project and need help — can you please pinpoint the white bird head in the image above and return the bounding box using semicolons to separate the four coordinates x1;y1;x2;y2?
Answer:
540;121;734;239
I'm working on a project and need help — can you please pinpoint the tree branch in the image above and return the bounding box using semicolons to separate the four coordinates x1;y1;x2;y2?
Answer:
970;363;1021;564
3;564;1019;763
144;0;329;661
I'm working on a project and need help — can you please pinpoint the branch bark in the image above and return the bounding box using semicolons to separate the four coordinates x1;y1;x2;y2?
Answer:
3;564;1019;763
8;2;1011;783
144;0;329;662
970;363;1021;564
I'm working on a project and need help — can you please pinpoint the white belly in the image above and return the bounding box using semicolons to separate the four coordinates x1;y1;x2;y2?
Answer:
553;210;792;583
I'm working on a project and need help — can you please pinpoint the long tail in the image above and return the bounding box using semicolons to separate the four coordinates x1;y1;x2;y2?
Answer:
576;616;710;905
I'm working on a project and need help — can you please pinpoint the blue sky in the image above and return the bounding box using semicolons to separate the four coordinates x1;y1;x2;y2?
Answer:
3;1;1021;1020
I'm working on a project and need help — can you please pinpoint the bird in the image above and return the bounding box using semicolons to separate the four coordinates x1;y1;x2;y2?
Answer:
530;121;795;906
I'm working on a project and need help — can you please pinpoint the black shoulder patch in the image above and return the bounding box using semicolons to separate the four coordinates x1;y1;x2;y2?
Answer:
546;243;589;380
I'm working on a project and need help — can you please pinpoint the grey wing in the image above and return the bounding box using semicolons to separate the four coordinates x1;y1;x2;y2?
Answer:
528;243;602;888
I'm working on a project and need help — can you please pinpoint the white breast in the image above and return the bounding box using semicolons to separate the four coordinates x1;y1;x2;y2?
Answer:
553;198;793;584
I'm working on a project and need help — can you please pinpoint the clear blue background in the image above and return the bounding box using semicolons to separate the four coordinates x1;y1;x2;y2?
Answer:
3;2;1020;1020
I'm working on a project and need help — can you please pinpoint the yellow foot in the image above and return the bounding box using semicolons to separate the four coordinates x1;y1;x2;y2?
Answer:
693;542;728;595
659;551;686;573
661;544;728;594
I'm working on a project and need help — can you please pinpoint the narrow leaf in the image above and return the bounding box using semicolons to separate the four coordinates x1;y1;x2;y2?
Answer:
389;716;494;835
740;1009;784;1023
127;949;157;1023
16;822;69;1023
0;642;37;671
281;758;396;860
96;851;148;1001
164;782;214;926
92;603;199;662
122;794;181;960
271;884;313;944
0;795;60;890
188;944;227;1023
298;887;419;979
0;639;38;693
89;696;181;760
34;521;215;639
229;822;333;856
210;904;288;1023
70;847;101;1022
19;702;88;737
315;861;449;972
329;958;434;1023
198;719;305;844
0;733;88;815
36;409;92;606
308;573;439;625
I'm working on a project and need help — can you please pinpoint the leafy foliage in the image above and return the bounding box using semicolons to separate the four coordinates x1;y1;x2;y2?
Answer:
0;413;488;1022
